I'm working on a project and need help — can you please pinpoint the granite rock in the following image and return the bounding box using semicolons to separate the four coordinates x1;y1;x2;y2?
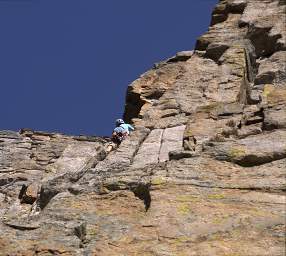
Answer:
1;0;286;255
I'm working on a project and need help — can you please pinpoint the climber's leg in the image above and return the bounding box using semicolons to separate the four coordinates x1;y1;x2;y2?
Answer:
106;141;119;153
106;144;113;152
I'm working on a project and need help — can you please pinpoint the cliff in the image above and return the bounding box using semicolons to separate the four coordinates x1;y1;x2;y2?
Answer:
0;0;285;255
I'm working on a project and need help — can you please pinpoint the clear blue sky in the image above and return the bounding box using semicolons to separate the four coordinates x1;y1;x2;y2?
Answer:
0;0;217;136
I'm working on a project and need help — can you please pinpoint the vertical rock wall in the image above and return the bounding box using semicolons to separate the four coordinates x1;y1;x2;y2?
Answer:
0;0;285;255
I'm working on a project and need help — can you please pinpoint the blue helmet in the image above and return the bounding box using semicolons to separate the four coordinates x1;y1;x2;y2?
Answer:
115;119;125;126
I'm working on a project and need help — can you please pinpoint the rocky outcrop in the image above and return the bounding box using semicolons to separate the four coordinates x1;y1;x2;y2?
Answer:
1;0;286;255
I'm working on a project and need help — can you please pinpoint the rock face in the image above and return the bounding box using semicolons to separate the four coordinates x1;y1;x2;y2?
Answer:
1;0;286;255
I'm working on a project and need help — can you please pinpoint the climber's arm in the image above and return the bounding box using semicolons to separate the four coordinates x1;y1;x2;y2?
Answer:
128;124;135;131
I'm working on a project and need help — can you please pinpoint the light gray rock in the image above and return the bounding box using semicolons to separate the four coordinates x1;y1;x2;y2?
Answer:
240;0;286;57
132;129;163;168
204;130;286;166
159;125;185;162
255;51;286;85
263;106;286;130
1;0;286;255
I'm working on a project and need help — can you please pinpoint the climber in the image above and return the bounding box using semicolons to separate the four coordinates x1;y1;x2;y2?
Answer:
111;125;126;144
106;119;134;152
115;118;134;134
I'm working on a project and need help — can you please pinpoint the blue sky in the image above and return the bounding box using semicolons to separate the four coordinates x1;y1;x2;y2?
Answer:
0;0;217;136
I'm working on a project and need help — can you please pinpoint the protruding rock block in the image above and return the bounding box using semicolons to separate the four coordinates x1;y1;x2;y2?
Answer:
204;130;286;166
19;183;39;204
240;0;286;57
166;51;193;63
169;150;197;160
263;107;286;130
255;51;286;85
159;125;185;162
132;129;164;168
205;43;229;62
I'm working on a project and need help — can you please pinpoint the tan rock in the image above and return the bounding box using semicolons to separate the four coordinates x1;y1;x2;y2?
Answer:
20;183;39;204
1;0;286;255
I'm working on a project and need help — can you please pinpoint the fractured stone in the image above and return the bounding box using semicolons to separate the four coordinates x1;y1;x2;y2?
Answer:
132;129;163;169
159;125;185;162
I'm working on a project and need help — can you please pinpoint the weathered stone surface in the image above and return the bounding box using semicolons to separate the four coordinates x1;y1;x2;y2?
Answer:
205;43;229;62
263;107;286;130
132;129;163;168
168;149;197;160
240;0;286;57
19;183;39;204
203;130;286;166
255;51;286;85
166;50;193;63
1;0;286;255
159;125;185;162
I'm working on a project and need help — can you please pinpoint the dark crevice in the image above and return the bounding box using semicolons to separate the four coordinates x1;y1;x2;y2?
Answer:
205;44;229;63
247;26;282;58
166;55;192;63
218;112;237;117
131;183;151;211
18;184;37;205
238;69;249;104
74;222;87;248
234;154;286;167
3;222;40;231
144;89;165;100
244;44;257;83
244;118;263;125
123;88;145;123
37;185;59;210
18;184;27;200
226;1;247;14
0;177;15;187
254;71;276;85
210;0;247;26
178;182;285;194
244;111;264;126
158;129;165;163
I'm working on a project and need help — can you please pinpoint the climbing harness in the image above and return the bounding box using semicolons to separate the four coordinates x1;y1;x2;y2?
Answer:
112;131;127;144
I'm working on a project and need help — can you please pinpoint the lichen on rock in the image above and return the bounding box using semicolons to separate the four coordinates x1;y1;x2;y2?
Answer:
1;0;286;255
